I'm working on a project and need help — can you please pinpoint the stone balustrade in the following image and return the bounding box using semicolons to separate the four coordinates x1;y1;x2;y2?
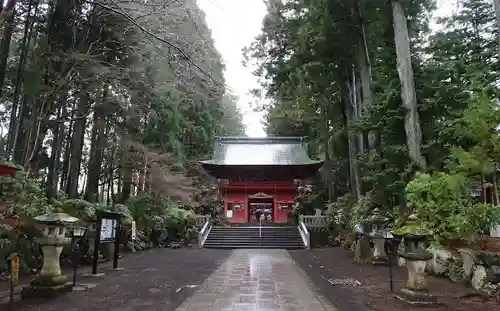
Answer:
299;215;329;228
196;214;210;228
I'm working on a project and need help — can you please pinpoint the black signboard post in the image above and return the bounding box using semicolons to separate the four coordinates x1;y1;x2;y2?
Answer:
71;226;86;287
384;230;401;293
92;211;122;275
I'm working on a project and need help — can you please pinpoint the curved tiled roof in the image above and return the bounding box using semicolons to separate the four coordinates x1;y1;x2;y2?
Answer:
200;137;323;166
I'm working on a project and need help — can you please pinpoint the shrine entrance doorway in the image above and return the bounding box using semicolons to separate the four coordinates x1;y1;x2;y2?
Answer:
248;200;273;223
248;192;274;223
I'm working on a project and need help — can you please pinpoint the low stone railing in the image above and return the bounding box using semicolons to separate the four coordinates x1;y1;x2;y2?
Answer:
195;214;210;228
298;219;311;249
299;215;329;228
197;215;212;248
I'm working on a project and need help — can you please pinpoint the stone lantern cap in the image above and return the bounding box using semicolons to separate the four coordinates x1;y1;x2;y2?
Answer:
366;208;390;224
34;212;79;226
392;213;431;238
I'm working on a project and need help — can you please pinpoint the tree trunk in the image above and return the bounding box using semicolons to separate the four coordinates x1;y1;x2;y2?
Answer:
85;90;107;202
493;0;500;57
25;97;52;177
7;0;38;156
342;79;362;199
23;98;42;171
12;97;30;164
391;0;427;169
356;21;376;149
322;103;334;202
353;67;364;154
46;103;65;201
0;0;17;34
121;145;133;203
60;113;73;191
66;92;90;198
324;125;334;202
0;7;15;98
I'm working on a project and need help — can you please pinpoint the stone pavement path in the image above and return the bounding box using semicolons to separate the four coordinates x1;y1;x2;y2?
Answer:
7;248;232;311
176;249;337;311
5;249;338;311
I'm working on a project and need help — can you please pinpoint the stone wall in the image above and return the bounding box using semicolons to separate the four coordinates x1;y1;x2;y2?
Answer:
426;245;500;293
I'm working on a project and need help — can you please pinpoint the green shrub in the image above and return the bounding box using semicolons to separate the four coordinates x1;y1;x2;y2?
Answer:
405;172;500;244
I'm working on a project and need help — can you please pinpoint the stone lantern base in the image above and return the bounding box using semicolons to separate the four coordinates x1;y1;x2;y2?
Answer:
394;255;441;306
21;275;73;299
370;237;389;266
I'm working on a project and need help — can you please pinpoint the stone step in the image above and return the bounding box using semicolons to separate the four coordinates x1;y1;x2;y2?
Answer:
204;239;304;243
202;225;305;249
203;243;305;249
206;232;302;236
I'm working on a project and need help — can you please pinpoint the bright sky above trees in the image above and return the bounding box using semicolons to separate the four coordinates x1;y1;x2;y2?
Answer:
198;0;454;138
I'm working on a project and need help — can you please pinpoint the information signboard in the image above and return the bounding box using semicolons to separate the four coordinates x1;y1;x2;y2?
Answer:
100;218;117;241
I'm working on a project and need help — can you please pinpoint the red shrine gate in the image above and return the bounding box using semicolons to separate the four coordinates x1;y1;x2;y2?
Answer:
201;137;323;224
220;182;296;223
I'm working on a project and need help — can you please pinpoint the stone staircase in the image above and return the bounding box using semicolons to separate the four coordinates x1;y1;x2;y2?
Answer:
202;225;306;249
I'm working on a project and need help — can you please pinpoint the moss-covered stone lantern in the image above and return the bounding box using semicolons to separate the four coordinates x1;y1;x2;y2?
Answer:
21;212;79;298
392;214;436;304
353;218;372;264
367;209;390;265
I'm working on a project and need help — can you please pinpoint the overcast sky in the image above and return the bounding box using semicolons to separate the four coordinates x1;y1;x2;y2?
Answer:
197;0;456;138
197;0;267;137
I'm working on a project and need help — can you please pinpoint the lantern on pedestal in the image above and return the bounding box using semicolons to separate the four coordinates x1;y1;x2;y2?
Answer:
21;212;79;298
367;209;390;265
392;214;437;305
353;219;372;264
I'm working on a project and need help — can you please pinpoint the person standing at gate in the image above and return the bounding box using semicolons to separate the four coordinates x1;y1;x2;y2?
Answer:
255;209;261;222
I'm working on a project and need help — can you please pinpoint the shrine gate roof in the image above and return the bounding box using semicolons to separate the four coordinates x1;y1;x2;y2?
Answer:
200;137;323;179
200;137;322;166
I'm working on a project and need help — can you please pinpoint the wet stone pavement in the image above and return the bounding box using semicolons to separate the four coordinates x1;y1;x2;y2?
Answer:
5;249;337;311
6;248;232;311
176;249;337;311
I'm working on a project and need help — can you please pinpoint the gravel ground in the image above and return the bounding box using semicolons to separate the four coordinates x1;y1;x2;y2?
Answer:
289;248;500;311
2;248;232;311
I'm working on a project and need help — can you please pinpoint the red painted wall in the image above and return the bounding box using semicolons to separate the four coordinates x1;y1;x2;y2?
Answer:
274;193;295;223
224;193;248;223
220;181;297;224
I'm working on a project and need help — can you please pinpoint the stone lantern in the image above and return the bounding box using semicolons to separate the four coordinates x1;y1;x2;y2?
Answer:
353;219;372;264
392;214;436;304
367;209;390;265
21;212;79;298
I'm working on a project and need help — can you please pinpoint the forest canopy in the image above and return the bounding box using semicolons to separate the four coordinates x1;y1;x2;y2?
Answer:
0;0;245;217
246;0;500;243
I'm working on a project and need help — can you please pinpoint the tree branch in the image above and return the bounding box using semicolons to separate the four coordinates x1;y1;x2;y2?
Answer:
84;0;223;86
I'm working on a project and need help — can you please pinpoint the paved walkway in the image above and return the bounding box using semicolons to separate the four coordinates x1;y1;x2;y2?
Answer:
6;249;338;311
8;249;232;311
176;249;337;311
